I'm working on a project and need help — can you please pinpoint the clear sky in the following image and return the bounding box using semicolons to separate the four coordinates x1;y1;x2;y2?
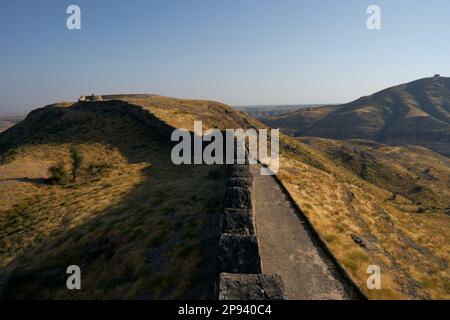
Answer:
1;0;449;114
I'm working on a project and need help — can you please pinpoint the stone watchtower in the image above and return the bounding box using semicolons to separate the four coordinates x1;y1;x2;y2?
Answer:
78;94;103;102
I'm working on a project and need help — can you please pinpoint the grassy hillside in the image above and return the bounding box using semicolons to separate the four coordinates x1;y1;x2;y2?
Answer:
0;100;226;299
236;104;325;120
0;95;448;300
299;137;450;213
278;136;449;299
260;106;336;136
0;117;23;133
261;76;450;156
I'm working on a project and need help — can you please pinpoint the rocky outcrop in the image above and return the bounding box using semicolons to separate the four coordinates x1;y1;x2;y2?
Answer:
217;164;286;300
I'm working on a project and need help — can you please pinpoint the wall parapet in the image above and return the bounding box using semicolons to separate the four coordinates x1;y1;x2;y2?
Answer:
217;164;286;300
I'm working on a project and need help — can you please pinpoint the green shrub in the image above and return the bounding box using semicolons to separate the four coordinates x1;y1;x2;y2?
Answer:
70;146;83;182
48;162;69;185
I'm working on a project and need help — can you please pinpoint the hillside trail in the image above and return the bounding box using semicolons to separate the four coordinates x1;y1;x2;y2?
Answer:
250;164;358;300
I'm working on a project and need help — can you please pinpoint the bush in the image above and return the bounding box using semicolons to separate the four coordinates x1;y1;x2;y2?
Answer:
87;163;110;180
71;146;83;182
48;146;108;185
48;162;69;185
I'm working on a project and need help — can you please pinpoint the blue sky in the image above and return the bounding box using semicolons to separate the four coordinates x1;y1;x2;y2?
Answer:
1;0;449;113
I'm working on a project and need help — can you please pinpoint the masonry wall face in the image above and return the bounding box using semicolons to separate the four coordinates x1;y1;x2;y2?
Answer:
217;164;286;300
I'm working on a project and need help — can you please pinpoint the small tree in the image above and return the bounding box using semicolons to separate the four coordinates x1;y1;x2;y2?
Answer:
48;162;69;185
71;146;83;183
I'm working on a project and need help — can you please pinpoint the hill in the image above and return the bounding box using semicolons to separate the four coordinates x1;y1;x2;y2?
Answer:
0;117;24;133
0;95;448;299
0;96;244;299
262;76;450;156
236;104;325;120
277;136;449;299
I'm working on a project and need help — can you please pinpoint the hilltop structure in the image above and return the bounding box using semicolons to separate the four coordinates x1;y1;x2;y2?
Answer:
78;94;103;102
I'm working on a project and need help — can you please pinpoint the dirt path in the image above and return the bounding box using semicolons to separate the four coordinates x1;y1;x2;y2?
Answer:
251;165;357;300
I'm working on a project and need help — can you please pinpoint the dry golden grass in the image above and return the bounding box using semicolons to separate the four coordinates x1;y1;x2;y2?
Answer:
0;108;225;299
1;95;449;300
0;117;23;133
119;95;450;299
104;94;263;131
278;136;450;299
